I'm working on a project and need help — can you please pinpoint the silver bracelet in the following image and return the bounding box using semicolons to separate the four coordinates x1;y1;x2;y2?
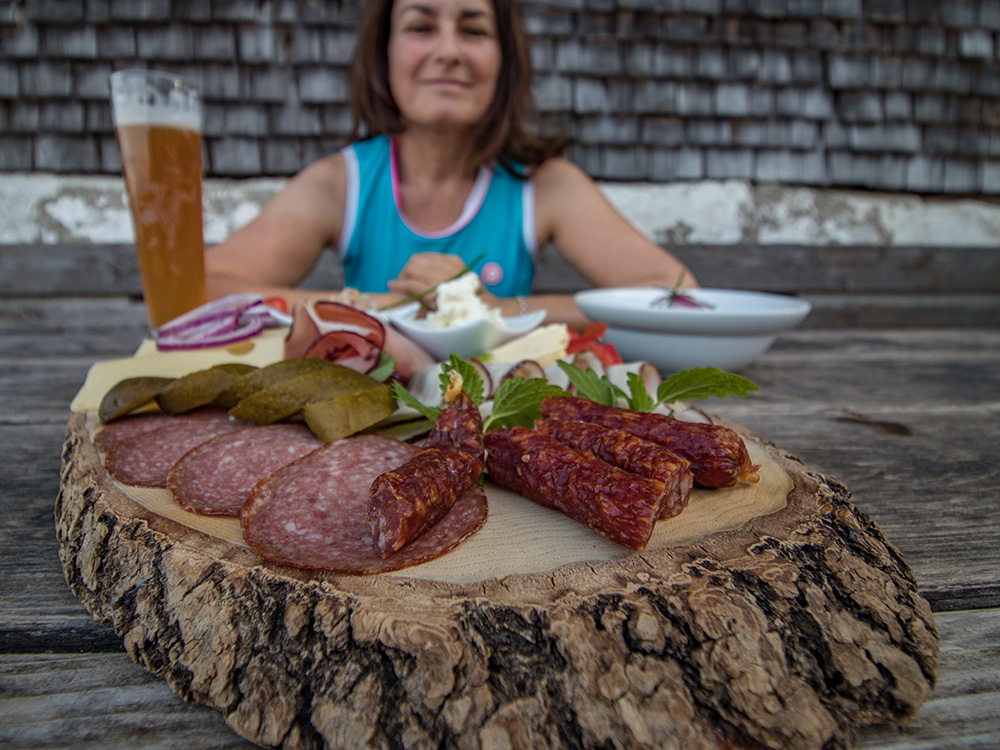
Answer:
516;295;529;315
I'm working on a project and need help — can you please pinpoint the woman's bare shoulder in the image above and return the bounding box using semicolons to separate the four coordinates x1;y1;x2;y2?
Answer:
531;157;606;237
291;151;348;198
531;156;588;191
258;151;349;236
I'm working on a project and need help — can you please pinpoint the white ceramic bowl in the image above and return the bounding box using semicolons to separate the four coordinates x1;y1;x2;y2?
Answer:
575;287;811;372
384;302;547;361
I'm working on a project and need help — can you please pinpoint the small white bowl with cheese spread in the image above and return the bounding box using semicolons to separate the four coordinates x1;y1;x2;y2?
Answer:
384;273;546;360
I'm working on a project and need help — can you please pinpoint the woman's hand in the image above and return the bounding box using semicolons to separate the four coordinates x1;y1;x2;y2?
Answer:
386;252;470;307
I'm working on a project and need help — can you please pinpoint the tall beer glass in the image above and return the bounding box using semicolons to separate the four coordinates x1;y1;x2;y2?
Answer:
109;70;207;331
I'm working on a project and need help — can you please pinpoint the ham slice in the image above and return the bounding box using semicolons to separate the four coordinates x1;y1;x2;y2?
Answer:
284;300;434;380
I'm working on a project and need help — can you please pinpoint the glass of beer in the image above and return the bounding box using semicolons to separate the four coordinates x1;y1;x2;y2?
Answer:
109;69;207;332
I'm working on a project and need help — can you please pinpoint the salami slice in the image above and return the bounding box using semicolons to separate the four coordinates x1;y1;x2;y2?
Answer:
535;418;694;519
93;408;231;455
242;434;488;574
367;388;484;558
484;426;662;552
167;424;324;516
539;396;760;489
104;412;250;488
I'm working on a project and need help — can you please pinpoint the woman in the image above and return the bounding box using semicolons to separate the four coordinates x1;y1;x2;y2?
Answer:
205;0;695;330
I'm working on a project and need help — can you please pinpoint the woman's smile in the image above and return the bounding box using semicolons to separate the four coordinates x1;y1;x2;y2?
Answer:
388;0;501;129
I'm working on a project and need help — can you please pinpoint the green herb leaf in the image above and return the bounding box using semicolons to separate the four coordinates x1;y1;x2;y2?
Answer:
391;381;442;422
655;367;758;406
556;360;625;406
484;377;568;431
439;354;485;406
367;353;397;383
625;371;656;412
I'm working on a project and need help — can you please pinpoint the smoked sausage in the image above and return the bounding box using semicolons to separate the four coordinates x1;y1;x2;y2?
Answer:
534;418;694;519
367;375;485;558
242;434;488;574
484;426;662;551
539;396;759;489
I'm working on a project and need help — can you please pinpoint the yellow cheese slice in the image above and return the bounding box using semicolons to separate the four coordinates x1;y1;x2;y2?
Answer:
71;328;286;413
484;324;569;367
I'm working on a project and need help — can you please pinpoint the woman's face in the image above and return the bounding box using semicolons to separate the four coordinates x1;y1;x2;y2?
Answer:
387;0;502;132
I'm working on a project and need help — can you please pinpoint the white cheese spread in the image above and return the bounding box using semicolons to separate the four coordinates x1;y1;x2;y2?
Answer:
425;272;503;330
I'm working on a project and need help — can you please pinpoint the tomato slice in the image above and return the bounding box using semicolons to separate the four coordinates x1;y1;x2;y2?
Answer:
264;296;288;314
567;322;622;366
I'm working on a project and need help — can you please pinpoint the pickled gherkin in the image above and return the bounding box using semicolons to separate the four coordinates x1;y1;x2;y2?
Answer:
214;357;337;409
228;365;384;425
155;363;259;415
99;376;176;423
302;385;396;442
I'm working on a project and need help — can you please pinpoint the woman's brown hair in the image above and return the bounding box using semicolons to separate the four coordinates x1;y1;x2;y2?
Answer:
349;0;565;173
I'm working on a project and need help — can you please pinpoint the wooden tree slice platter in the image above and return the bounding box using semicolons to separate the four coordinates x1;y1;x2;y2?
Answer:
57;410;939;750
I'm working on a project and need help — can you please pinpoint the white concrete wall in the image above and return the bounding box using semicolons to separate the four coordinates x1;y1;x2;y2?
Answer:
2;173;999;248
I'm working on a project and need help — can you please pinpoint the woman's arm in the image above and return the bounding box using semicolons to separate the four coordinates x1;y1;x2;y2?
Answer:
386;160;696;330
532;157;696;293
204;153;406;308
476;157;695;329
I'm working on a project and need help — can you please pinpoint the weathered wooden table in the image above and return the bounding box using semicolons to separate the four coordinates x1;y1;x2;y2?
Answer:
1;244;998;748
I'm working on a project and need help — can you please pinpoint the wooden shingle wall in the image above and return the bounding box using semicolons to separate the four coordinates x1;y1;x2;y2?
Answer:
0;0;998;193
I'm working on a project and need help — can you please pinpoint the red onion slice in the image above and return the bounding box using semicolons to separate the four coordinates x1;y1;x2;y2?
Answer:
243;300;293;327
157;294;264;338
157;316;265;351
154;294;289;351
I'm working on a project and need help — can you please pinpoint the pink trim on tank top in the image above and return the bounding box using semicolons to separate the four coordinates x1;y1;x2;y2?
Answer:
389;136;493;239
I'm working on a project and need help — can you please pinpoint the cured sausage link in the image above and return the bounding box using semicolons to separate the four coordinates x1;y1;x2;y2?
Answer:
535;418;694;519
424;390;485;463
539;396;760;489
484;426;663;552
368;448;482;558
241;434;488;574
367;388;484;558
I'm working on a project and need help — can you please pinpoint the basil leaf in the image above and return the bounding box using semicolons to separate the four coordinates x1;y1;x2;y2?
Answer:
367;353;397;383
485;377;568;431
625;371;656;412
391;381;442;422
656;367;758;405
439;354;485;406
556;361;625;406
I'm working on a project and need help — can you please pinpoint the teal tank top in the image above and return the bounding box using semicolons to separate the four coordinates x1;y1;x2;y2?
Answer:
337;135;537;298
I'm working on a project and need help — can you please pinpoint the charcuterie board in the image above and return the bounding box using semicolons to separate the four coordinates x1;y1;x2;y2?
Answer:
56;338;939;750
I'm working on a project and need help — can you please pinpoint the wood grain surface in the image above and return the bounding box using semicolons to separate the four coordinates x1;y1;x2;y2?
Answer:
56;408;938;749
2;242;999;749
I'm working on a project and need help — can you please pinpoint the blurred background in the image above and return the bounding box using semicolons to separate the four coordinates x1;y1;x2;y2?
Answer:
2;0;999;246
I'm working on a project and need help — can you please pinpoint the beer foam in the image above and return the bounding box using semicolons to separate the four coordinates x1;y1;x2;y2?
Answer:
111;99;201;131
110;72;202;131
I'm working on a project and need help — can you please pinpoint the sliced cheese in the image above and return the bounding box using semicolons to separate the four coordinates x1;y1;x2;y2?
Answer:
71;329;286;413
484;324;569;368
